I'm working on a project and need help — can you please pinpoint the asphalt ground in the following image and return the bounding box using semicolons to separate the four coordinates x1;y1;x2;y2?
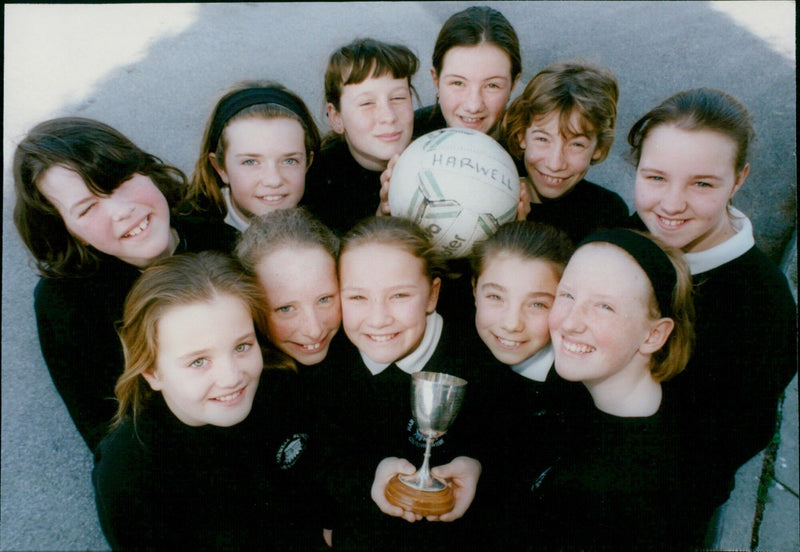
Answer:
2;3;796;550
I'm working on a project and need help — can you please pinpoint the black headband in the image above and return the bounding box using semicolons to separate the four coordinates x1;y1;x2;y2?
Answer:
578;229;677;318
209;87;309;151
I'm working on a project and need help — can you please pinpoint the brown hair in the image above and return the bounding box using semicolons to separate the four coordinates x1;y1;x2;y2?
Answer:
501;60;619;162
184;81;320;218
112;251;291;429
13;117;185;278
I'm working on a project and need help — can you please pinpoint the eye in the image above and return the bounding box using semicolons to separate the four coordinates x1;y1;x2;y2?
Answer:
486;82;503;90
318;295;333;305
570;141;588;150
694;180;713;188
78;202;97;217
235;342;252;353
534;136;549;143
597;303;614;312
644;174;664;182
359;101;375;107
189;357;208;368
448;79;464;87
391;95;409;101
391;292;410;300
530;301;549;310
276;305;294;314
241;159;257;166
485;293;502;301
283;157;299;166
346;294;366;301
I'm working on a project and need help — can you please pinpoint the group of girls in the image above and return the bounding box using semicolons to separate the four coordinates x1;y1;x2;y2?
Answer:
12;4;795;551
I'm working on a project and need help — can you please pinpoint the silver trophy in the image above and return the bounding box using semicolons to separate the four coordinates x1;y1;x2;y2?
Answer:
385;371;467;515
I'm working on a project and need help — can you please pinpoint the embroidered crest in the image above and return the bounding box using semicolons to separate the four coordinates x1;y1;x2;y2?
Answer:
276;433;308;470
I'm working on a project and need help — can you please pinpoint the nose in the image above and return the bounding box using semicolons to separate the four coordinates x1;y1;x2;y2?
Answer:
300;308;324;340
258;162;283;189
376;98;398;124
110;197;135;221
214;356;243;388
463;85;485;113
557;302;586;334
365;299;393;329
544;141;567;172
500;306;524;333
659;183;687;214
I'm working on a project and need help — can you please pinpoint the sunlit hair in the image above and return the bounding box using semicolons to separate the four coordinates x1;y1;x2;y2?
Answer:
184;80;320;217
323;38;419;147
432;6;521;82
470;221;574;282
112;251;292;430
581;232;694;382
627;87;753;173
501;60;619;162
339;216;445;283
13;117;185;278
235;207;340;275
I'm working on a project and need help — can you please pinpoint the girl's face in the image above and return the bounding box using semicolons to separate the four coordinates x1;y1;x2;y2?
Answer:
143;293;263;427
327;74;414;171
549;244;667;387
38;166;174;268
255;246;341;366
433;42;517;134
211;117;309;220
518;110;602;202
340;243;440;364
474;253;560;365
634;125;748;253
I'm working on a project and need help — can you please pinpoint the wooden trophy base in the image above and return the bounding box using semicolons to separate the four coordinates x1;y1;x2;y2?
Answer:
384;474;455;517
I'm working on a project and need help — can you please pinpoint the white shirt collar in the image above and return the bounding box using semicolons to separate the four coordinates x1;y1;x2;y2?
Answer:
361;312;443;376
683;207;754;275
511;343;554;382
222;187;250;233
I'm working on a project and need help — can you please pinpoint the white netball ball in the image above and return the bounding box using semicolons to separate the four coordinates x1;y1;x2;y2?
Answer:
389;128;519;258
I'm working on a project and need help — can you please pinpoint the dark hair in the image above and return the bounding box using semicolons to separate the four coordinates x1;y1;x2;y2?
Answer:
340;216;446;283
323;38;419;148
627;87;754;172
501;60;619;163
470;221;574;281
235;207;340;275
13;117;185;278
185;81;320;218
432;6;521;82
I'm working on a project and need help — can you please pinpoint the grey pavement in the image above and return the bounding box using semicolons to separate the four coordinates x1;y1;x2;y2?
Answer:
2;3;797;551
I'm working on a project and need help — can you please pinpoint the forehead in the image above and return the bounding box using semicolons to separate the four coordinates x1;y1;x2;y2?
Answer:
441;43;512;76
36;165;93;209
224;116;305;146
530;109;595;138
157;295;253;347
640;125;738;168
563;243;651;300
479;254;560;289
255;246;337;290
340;243;425;282
340;74;410;96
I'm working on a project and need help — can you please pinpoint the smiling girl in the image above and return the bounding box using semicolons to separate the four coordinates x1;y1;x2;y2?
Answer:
92;252;324;550
13;117;238;450
303;38;419;235
185;81;321;232
628;88;797;529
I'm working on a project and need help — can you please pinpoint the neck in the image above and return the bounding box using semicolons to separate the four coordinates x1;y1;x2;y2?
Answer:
584;360;662;417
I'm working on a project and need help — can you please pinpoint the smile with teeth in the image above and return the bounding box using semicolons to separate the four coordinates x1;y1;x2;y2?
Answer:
494;335;524;348
367;333;398;343
123;215;150;238
657;215;687;228
298;341;323;352
213;388;244;402
458;115;484;124
537;171;567;187
562;339;595;354
257;194;287;202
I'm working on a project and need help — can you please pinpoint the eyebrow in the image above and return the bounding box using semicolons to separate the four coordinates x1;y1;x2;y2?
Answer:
68;196;97;216
442;72;509;82
176;331;257;362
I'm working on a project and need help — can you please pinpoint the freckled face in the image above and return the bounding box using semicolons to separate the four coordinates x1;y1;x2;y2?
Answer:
255;246;341;366
634;125;746;253
37;166;174;268
433;43;516;134
549;244;657;386
212;117;309;221
340;244;440;364
474;254;560;365
143;294;264;427
518;110;602;202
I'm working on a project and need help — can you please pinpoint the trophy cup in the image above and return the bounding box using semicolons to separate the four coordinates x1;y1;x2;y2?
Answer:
384;371;467;516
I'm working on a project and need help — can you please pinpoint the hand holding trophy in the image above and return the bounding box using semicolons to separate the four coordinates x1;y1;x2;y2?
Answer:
384;371;467;516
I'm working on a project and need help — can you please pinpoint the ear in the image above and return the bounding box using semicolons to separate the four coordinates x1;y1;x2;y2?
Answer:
517;130;527;151
141;369;163;391
510;73;521;94
305;150;314;173
731;163;749;199
208;153;230;185
472;277;478;306
591;144;605;161
639;317;674;355
426;276;442;314
326;103;345;134
430;67;439;94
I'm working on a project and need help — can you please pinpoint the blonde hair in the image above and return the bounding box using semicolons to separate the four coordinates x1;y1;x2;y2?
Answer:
501;60;618;163
112;251;290;429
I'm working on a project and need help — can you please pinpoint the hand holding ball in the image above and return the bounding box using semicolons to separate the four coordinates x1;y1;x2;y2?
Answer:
388;128;520;258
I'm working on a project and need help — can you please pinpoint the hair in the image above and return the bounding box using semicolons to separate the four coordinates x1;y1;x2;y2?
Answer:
470;221;574;281
627;87;754;173
13;117;185;278
323;38;419;147
235;207;340;275
184;81;321;217
584;232;694;382
112;251;291;429
501;60;619;162
339;216;446;283
432;6;521;82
